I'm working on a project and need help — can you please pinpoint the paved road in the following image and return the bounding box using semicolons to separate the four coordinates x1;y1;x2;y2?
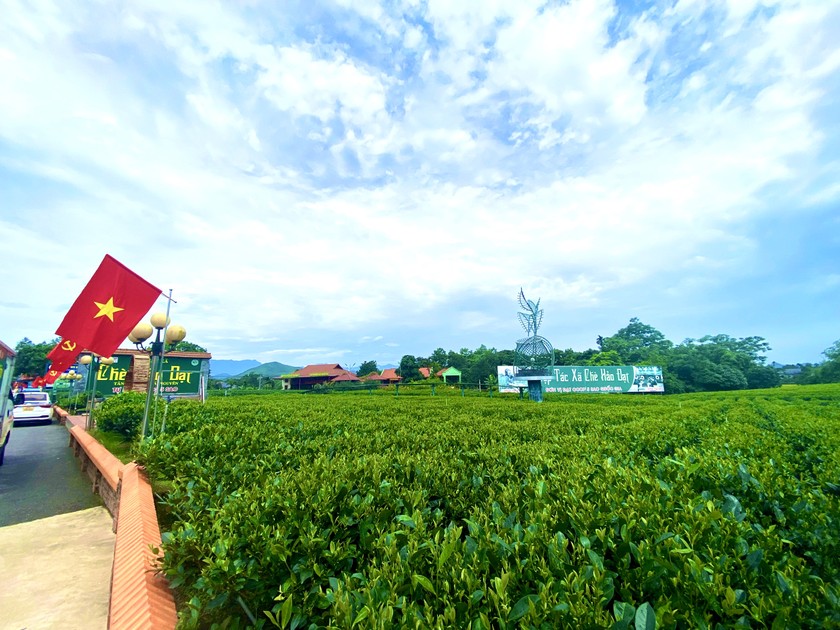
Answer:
0;421;102;527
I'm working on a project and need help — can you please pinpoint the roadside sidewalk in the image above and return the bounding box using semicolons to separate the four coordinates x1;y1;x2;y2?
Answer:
0;506;114;629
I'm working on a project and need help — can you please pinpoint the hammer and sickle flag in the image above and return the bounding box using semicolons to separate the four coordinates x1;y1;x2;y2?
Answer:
47;338;79;365
56;254;162;358
43;369;63;385
46;339;80;376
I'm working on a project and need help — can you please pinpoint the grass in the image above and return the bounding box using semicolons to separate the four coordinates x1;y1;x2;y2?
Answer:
89;428;136;464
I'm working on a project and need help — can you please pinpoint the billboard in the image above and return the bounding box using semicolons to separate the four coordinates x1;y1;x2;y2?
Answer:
498;365;664;394
90;355;207;398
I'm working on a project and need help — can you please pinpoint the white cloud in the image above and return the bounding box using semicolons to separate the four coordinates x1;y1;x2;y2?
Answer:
0;0;837;365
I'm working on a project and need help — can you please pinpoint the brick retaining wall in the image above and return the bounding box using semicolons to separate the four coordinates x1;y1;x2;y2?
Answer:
56;407;177;630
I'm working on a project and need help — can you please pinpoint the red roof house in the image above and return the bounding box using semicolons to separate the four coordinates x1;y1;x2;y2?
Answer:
378;368;401;384
363;368;402;385
278;364;359;390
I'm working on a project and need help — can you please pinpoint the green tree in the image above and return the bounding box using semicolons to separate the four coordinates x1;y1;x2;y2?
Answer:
462;345;493;384
14;337;59;377
170;340;208;353
696;363;748;391
398;355;421;381
585;350;622;366
745;364;782;389
689;334;771;372
799;340;840;384
554;348;597;365
357;360;379;377
599;318;672;364
663;334;780;393
430;348;447;366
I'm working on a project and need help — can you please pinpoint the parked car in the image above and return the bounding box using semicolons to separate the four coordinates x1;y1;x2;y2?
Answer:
13;389;53;425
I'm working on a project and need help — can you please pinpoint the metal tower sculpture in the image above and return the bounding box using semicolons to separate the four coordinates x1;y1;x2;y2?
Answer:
514;289;554;374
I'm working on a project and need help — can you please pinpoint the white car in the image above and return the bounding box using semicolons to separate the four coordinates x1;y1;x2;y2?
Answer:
13;390;53;425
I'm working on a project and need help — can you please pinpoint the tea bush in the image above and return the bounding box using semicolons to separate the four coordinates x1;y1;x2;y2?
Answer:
96;391;147;437
138;385;840;628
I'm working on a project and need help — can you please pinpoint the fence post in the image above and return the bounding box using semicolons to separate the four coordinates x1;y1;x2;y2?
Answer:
431;384;436;396
395;383;399;397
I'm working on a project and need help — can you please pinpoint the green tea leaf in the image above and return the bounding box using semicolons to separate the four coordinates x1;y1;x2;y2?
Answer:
508;594;540;621
775;571;791;596
746;549;763;570
635;602;656;630
412;574;436;595
396;514;416;529
280;595;293;628
438;541;456;570
614;601;636;622
351;606;370;627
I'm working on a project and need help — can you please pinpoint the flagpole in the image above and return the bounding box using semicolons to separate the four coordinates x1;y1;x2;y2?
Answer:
141;289;174;439
85;359;96;431
152;290;174;436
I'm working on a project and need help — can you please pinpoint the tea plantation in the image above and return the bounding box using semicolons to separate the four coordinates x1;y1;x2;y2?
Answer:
137;385;840;629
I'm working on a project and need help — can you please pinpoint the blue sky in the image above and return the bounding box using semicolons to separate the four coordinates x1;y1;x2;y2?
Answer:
1;0;838;368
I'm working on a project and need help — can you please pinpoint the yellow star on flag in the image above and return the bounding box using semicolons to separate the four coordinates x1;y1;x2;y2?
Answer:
93;297;124;322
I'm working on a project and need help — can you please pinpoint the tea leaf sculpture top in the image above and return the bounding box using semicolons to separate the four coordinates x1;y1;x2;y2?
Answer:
518;289;543;337
514;288;554;372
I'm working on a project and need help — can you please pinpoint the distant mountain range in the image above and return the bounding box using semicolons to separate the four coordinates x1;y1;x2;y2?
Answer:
209;359;300;379
238;361;300;377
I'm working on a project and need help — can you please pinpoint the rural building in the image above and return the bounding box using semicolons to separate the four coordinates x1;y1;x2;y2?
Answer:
364;368;402;385
277;364;359;390
435;367;461;383
418;366;461;383
437;367;462;384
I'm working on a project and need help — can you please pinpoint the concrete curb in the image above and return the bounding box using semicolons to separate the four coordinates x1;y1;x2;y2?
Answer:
56;407;178;630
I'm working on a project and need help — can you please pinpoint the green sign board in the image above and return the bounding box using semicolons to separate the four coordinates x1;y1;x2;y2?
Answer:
91;355;206;398
51;378;74;394
498;365;664;394
155;356;205;396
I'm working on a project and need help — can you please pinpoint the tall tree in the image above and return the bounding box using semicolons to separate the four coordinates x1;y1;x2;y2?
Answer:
14;337;59;377
170;340;208;352
799;340;840;384
398;355;421;381
599;318;672;364
586;350;622;366
430;348;448;366
357;360;379;377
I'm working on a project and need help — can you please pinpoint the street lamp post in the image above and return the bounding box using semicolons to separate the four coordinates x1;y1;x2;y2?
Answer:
130;311;186;439
79;354;115;430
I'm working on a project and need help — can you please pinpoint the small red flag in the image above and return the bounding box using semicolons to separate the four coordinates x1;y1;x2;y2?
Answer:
55;255;162;358
43;369;64;385
47;338;81;365
47;354;75;376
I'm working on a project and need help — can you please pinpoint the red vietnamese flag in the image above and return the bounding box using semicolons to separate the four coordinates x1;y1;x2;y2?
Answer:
55;255;162;358
47;338;81;367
